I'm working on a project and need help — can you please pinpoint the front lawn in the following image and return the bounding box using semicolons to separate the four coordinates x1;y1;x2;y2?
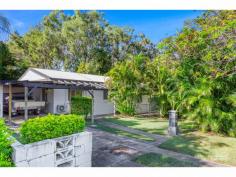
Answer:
159;132;236;166
103;116;236;166
93;123;155;142
103;116;197;135
133;153;197;167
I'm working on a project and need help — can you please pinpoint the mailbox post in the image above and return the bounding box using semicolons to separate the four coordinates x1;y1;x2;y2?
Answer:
168;110;179;136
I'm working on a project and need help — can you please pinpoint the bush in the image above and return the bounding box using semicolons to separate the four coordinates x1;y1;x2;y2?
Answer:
71;96;92;118
0;119;13;167
20;114;85;144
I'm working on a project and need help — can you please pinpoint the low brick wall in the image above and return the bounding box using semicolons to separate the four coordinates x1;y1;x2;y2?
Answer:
12;131;92;167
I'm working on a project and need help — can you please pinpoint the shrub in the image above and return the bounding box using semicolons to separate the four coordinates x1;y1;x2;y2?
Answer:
20;114;85;144
71;96;92;118
0;119;13;167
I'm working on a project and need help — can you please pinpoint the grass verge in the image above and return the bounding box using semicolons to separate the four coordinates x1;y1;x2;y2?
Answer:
94;123;155;142
133;153;197;167
159;132;236;166
103;116;197;135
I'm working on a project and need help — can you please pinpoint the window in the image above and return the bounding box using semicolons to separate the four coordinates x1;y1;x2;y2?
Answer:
103;90;108;100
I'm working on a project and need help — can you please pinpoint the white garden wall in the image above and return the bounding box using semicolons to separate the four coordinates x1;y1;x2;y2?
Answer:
0;84;3;117
12;131;92;167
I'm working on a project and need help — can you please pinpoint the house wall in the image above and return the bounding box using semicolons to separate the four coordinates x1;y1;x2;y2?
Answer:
47;89;69;114
0;85;3;117
82;90;114;116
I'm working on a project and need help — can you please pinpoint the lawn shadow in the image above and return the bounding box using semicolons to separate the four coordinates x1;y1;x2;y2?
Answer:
179;121;198;134
103;117;141;127
159;133;210;158
138;127;167;135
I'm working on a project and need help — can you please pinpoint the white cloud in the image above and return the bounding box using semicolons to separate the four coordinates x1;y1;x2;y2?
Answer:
14;20;24;28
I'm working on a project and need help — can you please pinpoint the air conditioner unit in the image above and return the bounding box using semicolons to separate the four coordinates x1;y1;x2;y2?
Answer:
57;105;67;113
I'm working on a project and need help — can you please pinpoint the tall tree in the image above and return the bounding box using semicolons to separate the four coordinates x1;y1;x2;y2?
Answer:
8;10;157;74
0;15;10;34
0;42;27;80
157;10;236;135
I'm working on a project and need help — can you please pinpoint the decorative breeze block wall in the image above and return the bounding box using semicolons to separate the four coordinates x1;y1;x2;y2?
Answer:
12;131;92;167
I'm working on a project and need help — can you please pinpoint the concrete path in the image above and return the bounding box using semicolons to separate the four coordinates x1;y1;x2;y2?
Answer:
88;126;226;167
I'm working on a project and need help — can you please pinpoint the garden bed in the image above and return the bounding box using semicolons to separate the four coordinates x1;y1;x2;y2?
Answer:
10;114;93;167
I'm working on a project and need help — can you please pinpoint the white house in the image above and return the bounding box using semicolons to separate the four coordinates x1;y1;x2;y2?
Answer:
19;68;115;117
0;68;114;121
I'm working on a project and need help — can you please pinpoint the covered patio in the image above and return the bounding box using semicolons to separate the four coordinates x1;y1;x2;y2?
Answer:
1;68;109;127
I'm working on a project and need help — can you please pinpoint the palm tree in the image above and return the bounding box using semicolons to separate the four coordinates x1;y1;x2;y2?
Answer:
0;15;10;34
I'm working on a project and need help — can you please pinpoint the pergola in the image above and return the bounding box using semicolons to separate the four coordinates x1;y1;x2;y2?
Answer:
3;79;107;125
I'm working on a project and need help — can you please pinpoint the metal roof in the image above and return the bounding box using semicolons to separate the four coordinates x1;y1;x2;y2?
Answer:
17;68;109;90
25;68;108;83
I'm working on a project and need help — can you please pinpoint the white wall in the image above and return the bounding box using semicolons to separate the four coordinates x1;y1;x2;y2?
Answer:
83;90;114;116
0;85;3;117
47;89;69;114
12;131;92;167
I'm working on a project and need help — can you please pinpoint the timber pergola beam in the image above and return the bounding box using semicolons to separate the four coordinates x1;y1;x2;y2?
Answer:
20;80;107;91
88;90;95;126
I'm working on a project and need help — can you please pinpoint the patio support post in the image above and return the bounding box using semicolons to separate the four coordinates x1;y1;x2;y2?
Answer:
68;88;71;114
88;90;95;126
91;90;95;125
8;83;12;124
24;86;28;120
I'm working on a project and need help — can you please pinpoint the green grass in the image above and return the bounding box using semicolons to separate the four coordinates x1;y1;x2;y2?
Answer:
102;116;236;166
94;123;155;142
159;132;236;166
134;153;197;167
103;116;197;135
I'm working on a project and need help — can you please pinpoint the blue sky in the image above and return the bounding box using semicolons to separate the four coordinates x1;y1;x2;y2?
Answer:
0;10;203;43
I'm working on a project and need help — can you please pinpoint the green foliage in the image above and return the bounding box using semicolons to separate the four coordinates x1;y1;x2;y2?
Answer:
0;15;10;34
108;11;236;137
0;119;13;167
20;114;85;144
0;42;28;80
8;10;157;74
71;96;92;118
157;11;236;136
108;55;151;115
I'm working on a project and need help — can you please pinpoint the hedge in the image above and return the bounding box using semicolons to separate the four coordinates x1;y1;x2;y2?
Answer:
0;119;13;167
71;96;92;118
20;114;85;144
